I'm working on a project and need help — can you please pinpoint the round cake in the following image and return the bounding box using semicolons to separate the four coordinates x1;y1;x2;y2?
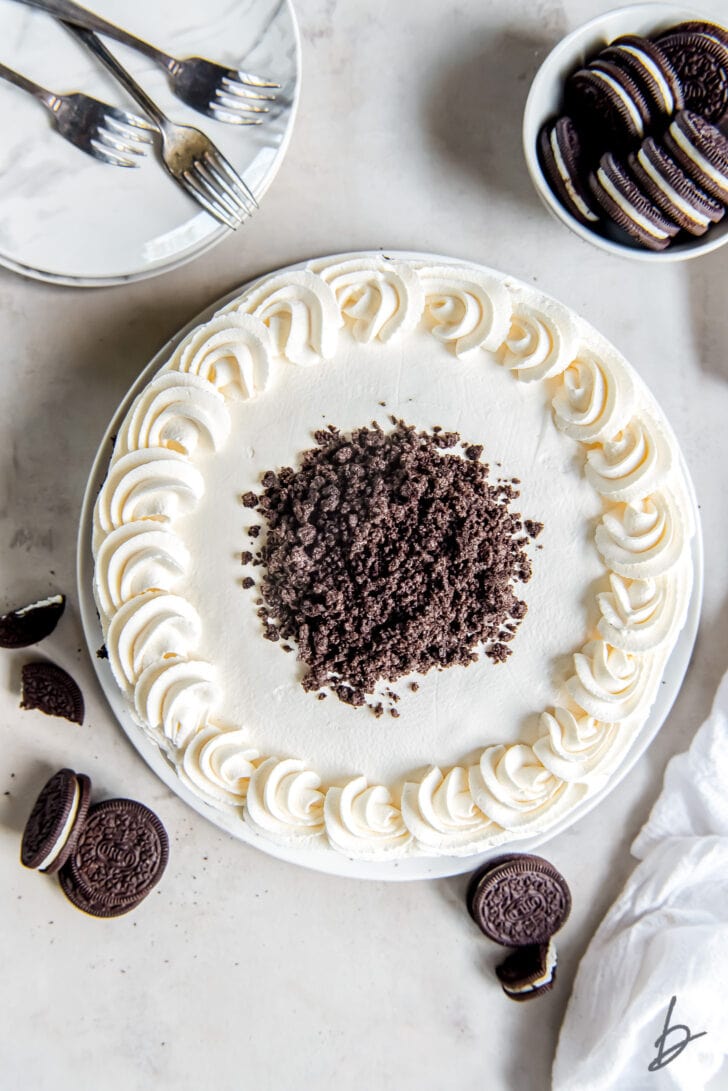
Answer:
91;253;695;861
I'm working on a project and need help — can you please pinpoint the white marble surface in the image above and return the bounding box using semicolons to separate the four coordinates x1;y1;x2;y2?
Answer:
2;2;728;1088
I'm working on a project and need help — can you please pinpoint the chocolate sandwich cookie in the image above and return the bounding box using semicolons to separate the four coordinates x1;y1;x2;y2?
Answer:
468;854;571;947
496;940;558;1001
566;60;650;147
588;152;679;250
630;137;724;235
663;110;728;203
601;35;683;119
60;798;169;917
538;117;600;227
0;594;65;648
21;768;91;874
20;661;84;725
655;20;728;53
657;31;728;125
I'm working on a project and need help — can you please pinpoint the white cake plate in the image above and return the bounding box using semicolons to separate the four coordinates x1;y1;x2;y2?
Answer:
0;0;299;285
77;252;704;881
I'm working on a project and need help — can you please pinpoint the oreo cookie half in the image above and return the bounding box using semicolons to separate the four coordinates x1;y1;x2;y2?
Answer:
589;152;679;250
657;31;728;125
20;661;85;725
0;594;65;649
663;110;728;203
20;769;91;874
468;854;571;946
60;798;169;917
538;117;600;227
630;137;724;236
496;939;558;1001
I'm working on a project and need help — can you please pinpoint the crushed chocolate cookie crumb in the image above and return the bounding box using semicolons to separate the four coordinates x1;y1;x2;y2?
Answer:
241;492;259;509
241;551;253;565
241;577;255;590
317;692;326;700
410;682;420;692
464;444;484;461
251;421;539;705
96;644;108;660
525;520;544;539
390;708;400;718
247;525;261;539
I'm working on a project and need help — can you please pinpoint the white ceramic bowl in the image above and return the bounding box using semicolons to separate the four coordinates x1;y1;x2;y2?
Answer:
523;3;728;261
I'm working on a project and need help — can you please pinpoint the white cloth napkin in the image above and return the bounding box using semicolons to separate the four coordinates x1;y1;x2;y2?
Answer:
552;670;728;1091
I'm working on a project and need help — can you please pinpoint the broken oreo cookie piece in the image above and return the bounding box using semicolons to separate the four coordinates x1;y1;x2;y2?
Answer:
0;594;65;649
20;661;84;725
496;940;558;1001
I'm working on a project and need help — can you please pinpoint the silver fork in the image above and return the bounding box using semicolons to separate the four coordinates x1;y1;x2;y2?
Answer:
0;60;153;166
16;0;278;124
70;26;256;229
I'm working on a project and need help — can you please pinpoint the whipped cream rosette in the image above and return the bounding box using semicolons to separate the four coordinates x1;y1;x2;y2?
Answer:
91;254;696;862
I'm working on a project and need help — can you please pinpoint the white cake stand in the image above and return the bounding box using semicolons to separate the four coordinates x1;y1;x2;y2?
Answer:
77;252;703;880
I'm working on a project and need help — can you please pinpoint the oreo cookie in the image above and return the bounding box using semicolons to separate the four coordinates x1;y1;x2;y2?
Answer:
20;661;84;725
538;116;600;226
496;940;558;1001
0;594;65;649
589;152;679;250
601;35;683;119
630;137;724;235
59;798;169;917
566;60;650;147
663;110;728;203
655;20;728;53
657;31;728;125
20;768;91;874
468;854;571;946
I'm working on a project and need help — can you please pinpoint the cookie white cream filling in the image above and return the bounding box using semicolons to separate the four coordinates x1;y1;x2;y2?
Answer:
549;131;599;221
591;69;644;136
38;779;80;871
92;255;694;860
597;169;670;239
636;147;711;227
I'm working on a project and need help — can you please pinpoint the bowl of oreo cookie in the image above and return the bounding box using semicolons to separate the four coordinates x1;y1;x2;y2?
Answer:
523;5;728;259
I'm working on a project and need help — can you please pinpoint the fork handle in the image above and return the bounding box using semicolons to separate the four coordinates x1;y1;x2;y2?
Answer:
0;61;56;108
66;24;168;129
13;0;173;66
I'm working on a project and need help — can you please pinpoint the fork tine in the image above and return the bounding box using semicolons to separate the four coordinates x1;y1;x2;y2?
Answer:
204;149;258;211
194;160;246;220
97;125;149;158
215;90;269;114
102;106;156;132
90;138;138;168
181;168;241;229
220;76;276;102
236;69;280;89
105;114;155;144
210;106;263;126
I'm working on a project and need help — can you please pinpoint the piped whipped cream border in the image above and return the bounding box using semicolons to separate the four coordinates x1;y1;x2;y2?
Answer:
91;255;694;860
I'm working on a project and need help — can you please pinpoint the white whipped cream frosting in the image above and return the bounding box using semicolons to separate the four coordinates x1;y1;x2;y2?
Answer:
92;254;694;860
